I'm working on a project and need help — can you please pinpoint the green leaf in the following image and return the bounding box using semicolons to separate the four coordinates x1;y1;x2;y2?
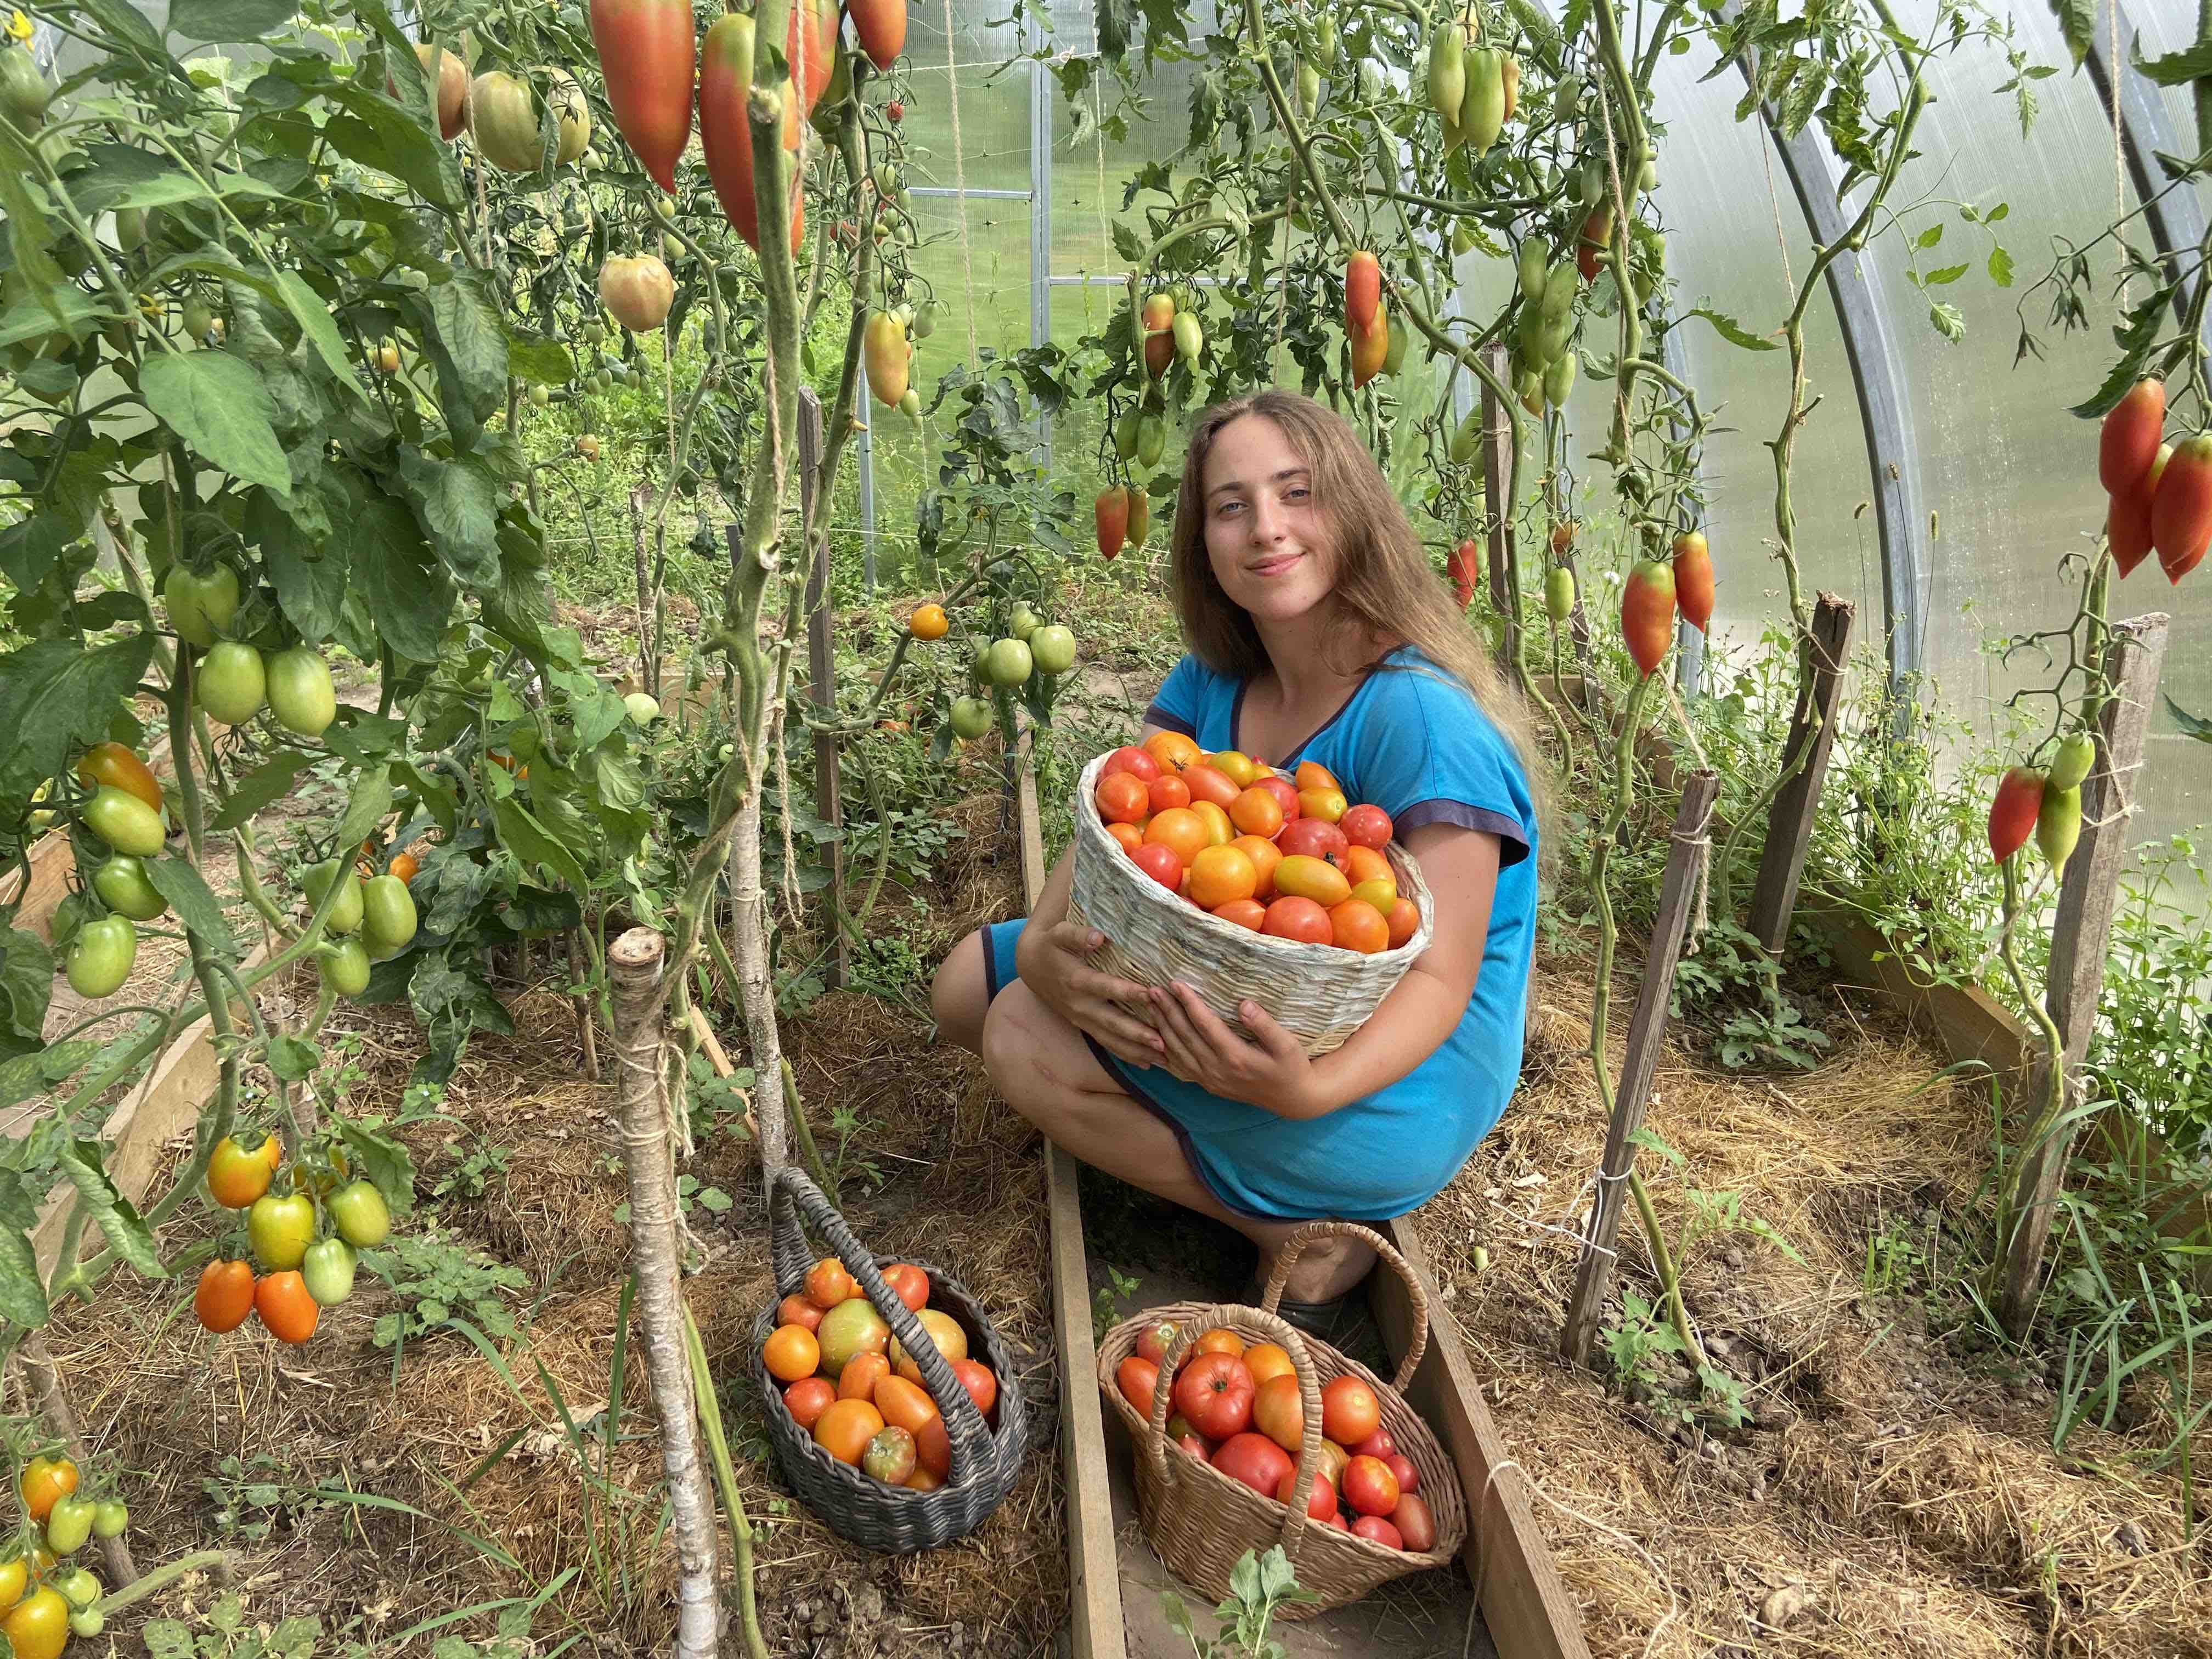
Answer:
140;350;292;498
2164;695;2212;743
1922;262;1970;286
211;749;317;832
0;636;156;808
1627;1124;1686;1166
334;768;397;853
276;271;367;400
1987;245;2015;289
353;498;453;663
266;1034;320;1082
1928;301;1965;343
0;1040;100;1111
146;856;240;957
57;1141;167;1280
398;450;502;588
2132;38;2212;85
0;286;103;352
255;495;350;642
321;80;464;209
77;0;162;51
0;1227;50;1329
431;273;510;404
1915;223;1944;249
0;930;56;1062
493;798;587;894
169;0;300;40
0;516;76;591
1684;306;1778;351
506;336;575;386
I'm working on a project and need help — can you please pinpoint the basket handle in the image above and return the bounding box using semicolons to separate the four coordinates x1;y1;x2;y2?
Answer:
1256;1221;1428;1391
1142;1303;1324;1566
765;1165;995;1488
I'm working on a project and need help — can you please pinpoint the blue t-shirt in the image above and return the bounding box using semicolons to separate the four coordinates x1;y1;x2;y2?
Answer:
1109;644;1539;1221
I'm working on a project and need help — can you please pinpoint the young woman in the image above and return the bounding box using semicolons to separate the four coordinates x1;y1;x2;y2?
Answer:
931;390;1544;1330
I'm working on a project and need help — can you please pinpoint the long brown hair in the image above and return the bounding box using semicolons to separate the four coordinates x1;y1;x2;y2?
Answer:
1167;390;1548;826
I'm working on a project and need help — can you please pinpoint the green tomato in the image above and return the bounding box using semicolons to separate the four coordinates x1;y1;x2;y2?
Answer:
1028;625;1077;676
82;786;165;858
91;1500;127;1539
624;691;661;725
303;860;364;934
65;917;136;998
328;1178;392;1248
93;855;168;921
43;1496;94;1556
529;382;551;408
247;1192;315;1271
2047;732;2096;792
983;638;1032;687
319;937;371;997
53;1566;100;1607
360;874;418;952
197;641;267;725
164;563;240;647
70;1610;104;1640
1009;605;1041;641
301;1237;357;1306
265;647;336;738
1544;566;1577;623
948;697;994;742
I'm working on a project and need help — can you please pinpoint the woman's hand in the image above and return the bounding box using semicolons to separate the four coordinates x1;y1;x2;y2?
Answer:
1147;983;1319;1115
1016;922;1168;1070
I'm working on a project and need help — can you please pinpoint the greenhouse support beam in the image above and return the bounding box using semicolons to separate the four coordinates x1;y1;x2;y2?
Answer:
1661;318;1708;697
2085;3;2210;331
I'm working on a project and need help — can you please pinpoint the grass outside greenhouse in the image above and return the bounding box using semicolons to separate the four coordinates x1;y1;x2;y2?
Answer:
1;1;2208;1657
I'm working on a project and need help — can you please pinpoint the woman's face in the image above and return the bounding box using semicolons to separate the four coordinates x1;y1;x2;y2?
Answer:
1199;415;1336;625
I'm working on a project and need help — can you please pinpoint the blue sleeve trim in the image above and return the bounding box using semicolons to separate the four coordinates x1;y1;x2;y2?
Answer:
1143;702;1198;737
1395;800;1532;867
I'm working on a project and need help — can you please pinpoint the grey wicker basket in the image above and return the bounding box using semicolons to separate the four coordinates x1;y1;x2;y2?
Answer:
1066;753;1435;1056
747;1166;1029;1552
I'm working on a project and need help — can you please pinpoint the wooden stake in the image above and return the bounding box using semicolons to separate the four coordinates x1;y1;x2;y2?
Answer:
607;928;720;1658
1747;592;1855;956
1562;769;1722;1366
1479;341;1520;684
1999;612;2169;1335
798;388;847;989
568;931;599;1082
629;483;655;701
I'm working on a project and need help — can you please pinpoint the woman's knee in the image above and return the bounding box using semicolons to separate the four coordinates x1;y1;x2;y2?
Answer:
931;929;991;1051
978;980;1043;1099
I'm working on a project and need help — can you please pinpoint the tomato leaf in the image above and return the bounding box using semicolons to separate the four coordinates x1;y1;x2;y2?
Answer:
334;768;397;854
0;929;57;1063
398;449;502;589
494;798;588;895
0;516;77;591
168;0;298;41
57;1140;167;1280
266;1033;320;1082
2131;38;2212;85
253;493;351;642
0;634;156;811
0;1226;50;1329
1683;307;1777;351
140;350;294;498
353;497;454;663
425;272;511;427
2164;695;2212;744
210;749;317;832
276;270;369;402
506;336;575;386
145;856;240;958
0;1039;99;1112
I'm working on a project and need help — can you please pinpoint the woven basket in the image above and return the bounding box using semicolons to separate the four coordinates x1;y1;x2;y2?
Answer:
747;1166;1030;1552
1095;1223;1466;1616
1066;753;1435;1056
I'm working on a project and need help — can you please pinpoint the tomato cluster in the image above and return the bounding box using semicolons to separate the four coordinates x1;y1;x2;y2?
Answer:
760;1258;1000;1493
197;1138;393;1345
1092;734;1416;953
1111;1323;1437;1553
301;850;421;994
906;598;1080;746
1;1453;128;1649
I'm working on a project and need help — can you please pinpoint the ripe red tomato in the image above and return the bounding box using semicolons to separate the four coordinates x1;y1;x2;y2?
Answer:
1251;774;1300;821
879;1263;930;1312
1102;746;1161;783
805;1257;857;1308
1383;1452;1418;1494
1351;1514;1404;1550
1116;1356;1161;1417
1176;1431;1210;1459
1339;804;1393;850
194;1259;256;1333
1135;1320;1180;1369
952;1358;998;1424
1320;1375;1381;1446
1390;1492;1437;1552
1180;764;1242;810
1261;896;1333;945
1096;771;1149;825
1341;1454;1402;1517
1130;842;1183;892
782;1376;836;1430
1173;1352;1256;1441
1210;1431;1293;1498
1349;1429;1396;1460
1277;1465;1338;1522
1327;1510;1350;1532
1277;818;1350;862
1147;775;1192;814
777;1292;825;1332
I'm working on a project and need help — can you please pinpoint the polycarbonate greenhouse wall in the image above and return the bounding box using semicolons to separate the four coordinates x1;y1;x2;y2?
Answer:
863;0;2206;851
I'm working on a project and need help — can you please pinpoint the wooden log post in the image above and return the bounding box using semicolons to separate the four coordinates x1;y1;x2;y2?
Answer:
1999;612;2170;1335
797;388;848;989
1479;341;1520;683
1562;770;1723;1366
1746;593;1855;956
606;927;721;1658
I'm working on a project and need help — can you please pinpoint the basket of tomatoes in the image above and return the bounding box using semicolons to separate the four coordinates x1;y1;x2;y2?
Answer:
1095;1223;1465;1615
748;1166;1029;1553
1067;734;1434;1057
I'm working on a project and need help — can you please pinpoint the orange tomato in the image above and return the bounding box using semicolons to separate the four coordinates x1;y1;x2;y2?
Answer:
783;1376;837;1429
1147;774;1192;814
1228;786;1284;839
1274;854;1351;908
1297;787;1348;823
1190;799;1235;846
874;1372;938;1433
1330;899;1389;954
1108;821;1144;855
1243;1342;1294;1387
777;1291;825;1332
1253;1372;1304;1452
805;1258;857;1309
1144;731;1201;773
1096;771;1149;825
1209;750;1259;787
1187;845;1257;909
1231;835;1283;898
763;1323;822;1383
1385;898;1419;950
903;1466;944;1492
1144;807;1210;868
1192;1328;1246;1359
908;602;949;640
811;1398;885;1465
1181;763;1242;809
388;849;420;884
1321;1375;1383;1445
254;1271;319;1343
1340;844;1391;886
1350;876;1397;913
838;1352;891;1401
1262;896;1333;945
1116;1355;1160;1415
1318;1437;1351;1486
1295;760;1340;793
1211;898;1267;930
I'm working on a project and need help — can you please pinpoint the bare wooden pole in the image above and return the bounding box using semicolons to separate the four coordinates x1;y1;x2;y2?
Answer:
1999;612;2169;1335
568;930;599;1081
629;483;656;701
1746;592;1855;956
1562;770;1722;1366
798;388;847;990
606;927;720;1657
1479;341;1520;684
15;1330;139;1588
